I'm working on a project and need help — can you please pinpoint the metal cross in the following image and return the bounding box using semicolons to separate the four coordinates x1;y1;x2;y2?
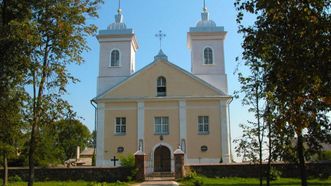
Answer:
203;0;207;11
118;0;121;10
155;30;166;50
111;156;119;166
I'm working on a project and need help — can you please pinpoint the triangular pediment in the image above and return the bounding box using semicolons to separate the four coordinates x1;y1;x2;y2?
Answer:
96;60;227;100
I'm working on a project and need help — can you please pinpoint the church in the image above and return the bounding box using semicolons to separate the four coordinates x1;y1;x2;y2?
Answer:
93;1;232;173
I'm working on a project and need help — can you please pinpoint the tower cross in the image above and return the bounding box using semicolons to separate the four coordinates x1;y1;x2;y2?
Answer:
155;30;166;50
118;0;121;10
203;0;207;11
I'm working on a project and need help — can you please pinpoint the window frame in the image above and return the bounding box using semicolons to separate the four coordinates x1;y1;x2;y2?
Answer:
198;116;209;135
114;117;126;135
203;47;214;65
109;49;121;67
157;76;167;97
154;116;169;135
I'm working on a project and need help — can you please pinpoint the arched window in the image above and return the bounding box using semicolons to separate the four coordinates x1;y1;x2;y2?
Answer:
204;47;213;64
110;50;120;67
157;76;166;96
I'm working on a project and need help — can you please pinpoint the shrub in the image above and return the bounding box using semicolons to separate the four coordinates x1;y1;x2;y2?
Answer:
8;175;22;182
318;151;331;161
270;167;282;181
119;155;137;181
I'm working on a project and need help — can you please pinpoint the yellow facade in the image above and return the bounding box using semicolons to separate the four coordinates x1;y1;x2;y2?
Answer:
96;59;231;171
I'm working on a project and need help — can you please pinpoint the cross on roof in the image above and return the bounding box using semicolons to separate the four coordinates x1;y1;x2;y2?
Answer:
203;0;207;11
155;30;166;50
117;0;122;13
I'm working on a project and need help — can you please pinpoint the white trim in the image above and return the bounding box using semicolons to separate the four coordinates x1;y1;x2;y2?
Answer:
187;105;218;110
137;101;144;151
106;107;136;111
202;46;215;65
145;106;178;110
150;143;174;173
220;101;231;163
179;100;187;152
96;103;105;166
109;48;121;67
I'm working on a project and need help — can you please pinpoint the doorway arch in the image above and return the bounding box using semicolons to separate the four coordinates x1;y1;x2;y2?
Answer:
154;145;171;172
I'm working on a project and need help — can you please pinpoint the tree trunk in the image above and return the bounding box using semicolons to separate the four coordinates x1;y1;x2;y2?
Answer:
297;133;307;186
266;120;271;186
28;123;37;186
2;152;8;186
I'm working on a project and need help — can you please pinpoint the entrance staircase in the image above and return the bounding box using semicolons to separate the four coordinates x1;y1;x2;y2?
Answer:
145;172;175;181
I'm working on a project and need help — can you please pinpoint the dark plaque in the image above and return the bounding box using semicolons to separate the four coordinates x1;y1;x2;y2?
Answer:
201;145;208;152
117;146;124;153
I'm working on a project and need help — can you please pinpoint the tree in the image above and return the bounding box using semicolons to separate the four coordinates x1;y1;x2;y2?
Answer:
234;1;331;186
20;1;103;185
234;56;266;186
0;1;32;185
52;119;91;161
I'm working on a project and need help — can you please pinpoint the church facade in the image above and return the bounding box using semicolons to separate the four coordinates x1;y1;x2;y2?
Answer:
93;2;232;172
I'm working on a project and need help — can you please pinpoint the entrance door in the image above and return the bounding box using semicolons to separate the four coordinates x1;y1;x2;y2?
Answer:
154;145;171;172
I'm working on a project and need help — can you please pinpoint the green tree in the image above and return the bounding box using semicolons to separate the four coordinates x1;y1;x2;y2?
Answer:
0;1;32;185
235;1;331;186
234;58;266;186
52;119;91;161
18;1;103;185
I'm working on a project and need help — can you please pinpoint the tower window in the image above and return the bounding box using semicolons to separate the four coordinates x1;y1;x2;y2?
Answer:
204;47;213;64
110;50;120;67
157;76;166;96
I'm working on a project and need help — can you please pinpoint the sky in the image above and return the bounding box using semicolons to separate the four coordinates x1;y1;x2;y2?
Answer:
65;0;255;160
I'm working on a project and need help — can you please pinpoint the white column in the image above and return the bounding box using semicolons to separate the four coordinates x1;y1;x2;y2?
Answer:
220;100;231;163
96;103;105;166
137;101;145;151
179;100;187;154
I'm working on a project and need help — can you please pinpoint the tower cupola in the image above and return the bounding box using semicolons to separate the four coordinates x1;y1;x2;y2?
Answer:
187;0;228;93
96;0;139;95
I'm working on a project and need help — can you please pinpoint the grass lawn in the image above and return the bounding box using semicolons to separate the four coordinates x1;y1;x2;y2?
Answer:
7;181;131;186
179;177;331;186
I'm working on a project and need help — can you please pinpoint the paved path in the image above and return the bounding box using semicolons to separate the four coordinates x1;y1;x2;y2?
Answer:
132;181;179;186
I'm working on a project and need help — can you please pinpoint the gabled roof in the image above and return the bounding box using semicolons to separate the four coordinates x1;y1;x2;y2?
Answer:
94;58;229;101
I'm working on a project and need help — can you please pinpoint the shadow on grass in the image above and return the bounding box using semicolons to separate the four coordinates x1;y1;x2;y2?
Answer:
201;183;331;186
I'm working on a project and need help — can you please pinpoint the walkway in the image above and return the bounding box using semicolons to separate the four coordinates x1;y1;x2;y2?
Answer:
132;181;179;186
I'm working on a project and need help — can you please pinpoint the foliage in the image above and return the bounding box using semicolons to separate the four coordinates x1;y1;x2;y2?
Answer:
119;155;137;181
0;1;32;185
318;151;331;161
269;167;282;181
9;0;104;185
8;181;129;186
52;119;91;161
234;0;331;185
181;169;205;186
234;124;259;163
8;175;22;182
179;177;331;186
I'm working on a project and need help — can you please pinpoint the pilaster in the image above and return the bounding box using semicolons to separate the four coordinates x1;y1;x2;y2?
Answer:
96;103;105;166
220;100;231;163
137;101;145;151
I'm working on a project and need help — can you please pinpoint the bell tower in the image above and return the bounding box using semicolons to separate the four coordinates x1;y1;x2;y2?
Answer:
96;1;138;95
187;1;228;93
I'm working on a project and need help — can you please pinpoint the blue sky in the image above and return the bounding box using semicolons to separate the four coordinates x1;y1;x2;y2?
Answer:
65;0;255;159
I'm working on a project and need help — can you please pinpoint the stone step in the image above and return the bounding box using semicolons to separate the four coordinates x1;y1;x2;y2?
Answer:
145;176;175;181
147;172;175;178
137;181;179;186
